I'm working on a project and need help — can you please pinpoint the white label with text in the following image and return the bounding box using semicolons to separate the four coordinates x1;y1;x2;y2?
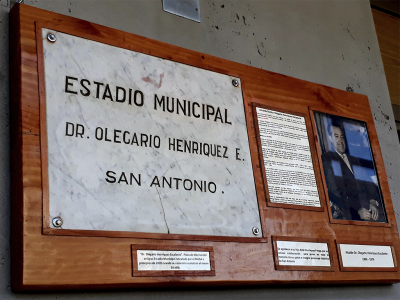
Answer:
256;108;320;207
339;244;394;268
277;240;331;266
137;250;211;271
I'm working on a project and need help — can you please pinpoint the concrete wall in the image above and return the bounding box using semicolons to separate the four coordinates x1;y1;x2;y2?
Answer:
1;0;399;298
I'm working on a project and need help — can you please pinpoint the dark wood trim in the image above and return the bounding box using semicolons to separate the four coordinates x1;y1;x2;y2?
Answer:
266;202;323;211
371;5;400;19
35;22;50;232
43;228;268;243
9;4;24;292
241;79;269;238
131;244;215;277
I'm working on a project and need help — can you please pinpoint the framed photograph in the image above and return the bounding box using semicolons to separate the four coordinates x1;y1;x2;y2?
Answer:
313;112;387;224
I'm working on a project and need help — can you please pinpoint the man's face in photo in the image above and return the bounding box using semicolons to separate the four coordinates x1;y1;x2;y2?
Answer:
331;126;346;154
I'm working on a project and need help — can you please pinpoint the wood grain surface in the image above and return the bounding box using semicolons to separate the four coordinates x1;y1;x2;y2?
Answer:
9;3;400;291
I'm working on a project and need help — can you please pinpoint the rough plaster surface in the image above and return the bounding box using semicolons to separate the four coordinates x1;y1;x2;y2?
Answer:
0;0;399;299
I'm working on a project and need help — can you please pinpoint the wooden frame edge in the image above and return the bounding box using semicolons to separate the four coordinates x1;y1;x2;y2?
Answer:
9;3;24;292
35;22;51;233
239;78;269;239
43;228;268;243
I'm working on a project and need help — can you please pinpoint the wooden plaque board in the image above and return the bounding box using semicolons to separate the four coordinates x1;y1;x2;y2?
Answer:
10;4;400;291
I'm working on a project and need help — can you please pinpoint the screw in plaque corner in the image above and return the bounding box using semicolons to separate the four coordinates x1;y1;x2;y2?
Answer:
52;216;63;228
47;33;57;43
252;226;260;236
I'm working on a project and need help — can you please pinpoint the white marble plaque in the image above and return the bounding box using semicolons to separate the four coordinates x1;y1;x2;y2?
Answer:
42;29;261;237
339;244;395;268
276;240;331;266
137;250;211;271
256;108;321;207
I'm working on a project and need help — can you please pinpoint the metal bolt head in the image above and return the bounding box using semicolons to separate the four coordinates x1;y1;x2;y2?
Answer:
47;33;57;43
52;216;63;228
252;226;260;235
232;79;239;87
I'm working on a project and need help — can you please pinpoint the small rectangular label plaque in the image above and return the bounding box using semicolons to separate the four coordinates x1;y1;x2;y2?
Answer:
137;250;211;271
255;108;320;207
276;240;331;267
339;244;395;269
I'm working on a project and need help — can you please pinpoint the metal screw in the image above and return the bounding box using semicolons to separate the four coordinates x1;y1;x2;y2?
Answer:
52;216;63;228
16;0;25;3
252;226;260;235
47;33;57;43
232;79;239;87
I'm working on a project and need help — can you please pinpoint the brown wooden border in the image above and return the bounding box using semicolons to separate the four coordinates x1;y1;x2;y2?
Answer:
251;103;325;212
35;22;267;243
131;244;215;277
36;22;49;233
271;236;335;271
308;107;391;228
336;240;399;272
9;5;24;290
44;228;268;243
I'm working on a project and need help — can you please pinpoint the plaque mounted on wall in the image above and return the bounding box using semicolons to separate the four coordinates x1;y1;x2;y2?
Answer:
39;28;262;240
9;3;400;291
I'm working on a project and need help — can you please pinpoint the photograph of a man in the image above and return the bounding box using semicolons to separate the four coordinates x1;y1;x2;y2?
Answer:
314;112;387;223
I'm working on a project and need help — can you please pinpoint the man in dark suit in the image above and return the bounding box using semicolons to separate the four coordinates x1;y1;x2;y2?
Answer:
321;123;381;221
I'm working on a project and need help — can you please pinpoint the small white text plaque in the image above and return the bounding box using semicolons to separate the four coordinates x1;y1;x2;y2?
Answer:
276;240;331;267
339;244;395;268
137;250;211;271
